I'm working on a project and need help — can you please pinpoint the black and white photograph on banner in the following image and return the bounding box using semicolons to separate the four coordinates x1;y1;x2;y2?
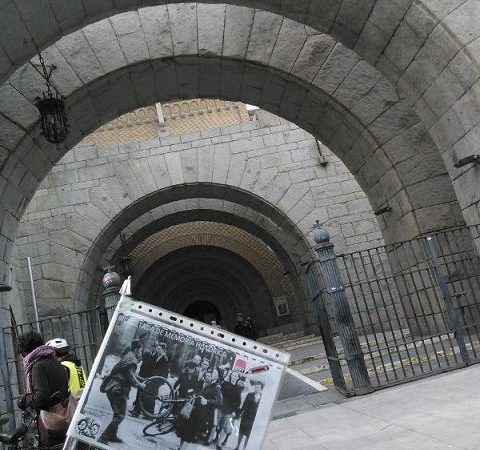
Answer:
67;298;289;450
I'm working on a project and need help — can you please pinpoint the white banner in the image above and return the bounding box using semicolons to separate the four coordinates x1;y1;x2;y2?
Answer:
66;297;289;450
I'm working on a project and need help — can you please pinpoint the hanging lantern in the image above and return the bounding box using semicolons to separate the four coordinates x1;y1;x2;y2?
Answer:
32;52;69;144
35;91;69;144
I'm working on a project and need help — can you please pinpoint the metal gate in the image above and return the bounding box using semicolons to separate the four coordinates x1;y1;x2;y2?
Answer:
306;224;480;394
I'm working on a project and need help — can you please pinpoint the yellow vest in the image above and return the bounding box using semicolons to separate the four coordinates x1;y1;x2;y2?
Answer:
62;360;87;394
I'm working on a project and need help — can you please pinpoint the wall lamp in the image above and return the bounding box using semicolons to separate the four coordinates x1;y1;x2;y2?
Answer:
454;154;480;168
374;205;392;216
31;51;69;144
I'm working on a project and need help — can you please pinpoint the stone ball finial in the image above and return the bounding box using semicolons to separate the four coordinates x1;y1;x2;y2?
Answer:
102;268;121;289
313;221;330;244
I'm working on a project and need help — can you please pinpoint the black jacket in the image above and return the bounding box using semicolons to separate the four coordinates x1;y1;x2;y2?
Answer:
19;358;69;411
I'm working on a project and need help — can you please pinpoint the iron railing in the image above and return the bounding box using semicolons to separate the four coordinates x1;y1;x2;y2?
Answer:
2;224;480;409
324;224;480;393
0;306;110;424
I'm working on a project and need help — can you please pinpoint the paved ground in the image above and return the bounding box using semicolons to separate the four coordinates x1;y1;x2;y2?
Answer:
266;365;480;449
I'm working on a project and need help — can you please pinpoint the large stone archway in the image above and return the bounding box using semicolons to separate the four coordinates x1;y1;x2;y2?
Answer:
0;3;465;274
75;181;318;332
0;1;478;329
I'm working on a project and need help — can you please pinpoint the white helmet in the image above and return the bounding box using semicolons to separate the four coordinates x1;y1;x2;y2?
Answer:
46;338;69;350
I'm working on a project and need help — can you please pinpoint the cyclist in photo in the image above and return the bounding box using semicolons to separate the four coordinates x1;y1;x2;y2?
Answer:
98;339;146;444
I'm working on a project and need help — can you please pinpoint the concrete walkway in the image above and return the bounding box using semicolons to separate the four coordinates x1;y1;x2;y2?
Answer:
265;365;480;450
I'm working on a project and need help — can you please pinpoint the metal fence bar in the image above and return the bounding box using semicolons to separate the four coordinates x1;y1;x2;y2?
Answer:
341;257;383;385
436;230;480;359
402;240;453;370
354;250;398;383
326;224;480;393
426;236;471;365
375;249;415;378
392;241;438;372
0;328;15;428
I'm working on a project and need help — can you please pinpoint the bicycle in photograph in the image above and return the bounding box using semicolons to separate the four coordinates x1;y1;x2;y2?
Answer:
139;376;198;437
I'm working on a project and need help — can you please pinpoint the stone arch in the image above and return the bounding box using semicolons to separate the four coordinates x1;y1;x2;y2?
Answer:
128;222;292;301
75;183;316;331
0;2;477;236
0;1;473;91
2;2;478;327
0;4;463;268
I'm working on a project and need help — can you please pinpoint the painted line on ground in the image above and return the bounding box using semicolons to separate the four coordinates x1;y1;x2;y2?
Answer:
286;367;328;392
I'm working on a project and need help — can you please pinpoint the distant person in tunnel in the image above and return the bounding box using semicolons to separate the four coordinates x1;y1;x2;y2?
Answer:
234;313;256;340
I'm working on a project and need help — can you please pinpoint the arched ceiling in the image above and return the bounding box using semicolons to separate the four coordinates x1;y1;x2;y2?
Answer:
83;185;312;311
0;3;461;256
129;221;291;298
136;245;278;331
0;0;470;90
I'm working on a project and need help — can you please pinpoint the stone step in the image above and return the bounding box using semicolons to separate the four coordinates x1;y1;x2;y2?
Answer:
267;334;317;349
279;333;316;346
289;355;322;367
259;330;307;346
282;336;323;351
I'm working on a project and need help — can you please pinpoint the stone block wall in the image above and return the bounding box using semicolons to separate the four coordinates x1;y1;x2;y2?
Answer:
12;116;384;327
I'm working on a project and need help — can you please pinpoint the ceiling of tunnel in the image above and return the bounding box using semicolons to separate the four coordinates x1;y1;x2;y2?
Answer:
0;1;463;250
135;245;282;332
129;221;290;298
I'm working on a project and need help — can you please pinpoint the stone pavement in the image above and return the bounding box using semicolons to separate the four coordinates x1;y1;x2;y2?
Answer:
265;365;480;450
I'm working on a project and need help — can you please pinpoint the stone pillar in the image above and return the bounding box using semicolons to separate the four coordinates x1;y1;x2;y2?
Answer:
102;267;122;321
313;224;371;392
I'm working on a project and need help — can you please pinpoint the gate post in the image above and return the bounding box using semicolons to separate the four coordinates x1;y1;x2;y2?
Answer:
304;263;349;394
425;236;470;365
0;328;15;428
313;224;371;392
101;266;122;321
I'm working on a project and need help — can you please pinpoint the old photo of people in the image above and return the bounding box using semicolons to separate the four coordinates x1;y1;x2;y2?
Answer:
68;304;287;450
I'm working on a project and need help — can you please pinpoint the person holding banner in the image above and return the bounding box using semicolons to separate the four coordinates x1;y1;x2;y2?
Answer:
98;339;146;444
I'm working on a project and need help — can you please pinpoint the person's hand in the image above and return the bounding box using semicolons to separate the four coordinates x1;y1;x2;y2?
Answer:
200;397;207;406
139;382;146;390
